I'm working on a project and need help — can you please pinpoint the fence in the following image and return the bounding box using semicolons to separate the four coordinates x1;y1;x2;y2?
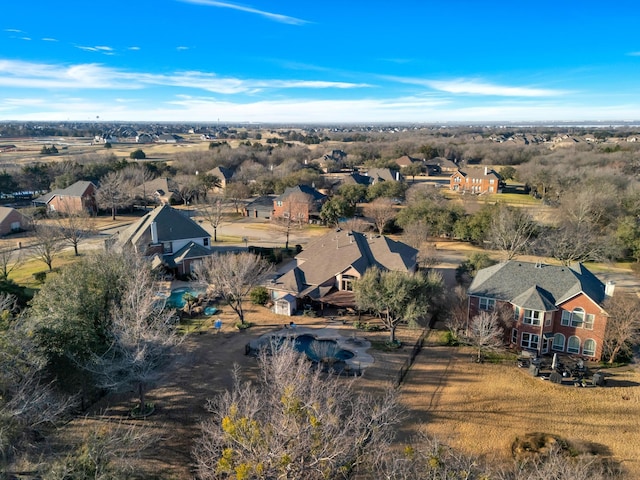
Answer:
395;328;430;387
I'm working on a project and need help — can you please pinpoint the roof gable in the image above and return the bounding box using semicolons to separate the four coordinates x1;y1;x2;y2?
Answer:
469;260;606;308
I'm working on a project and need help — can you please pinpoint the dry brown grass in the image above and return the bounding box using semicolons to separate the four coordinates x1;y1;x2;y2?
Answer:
400;342;640;477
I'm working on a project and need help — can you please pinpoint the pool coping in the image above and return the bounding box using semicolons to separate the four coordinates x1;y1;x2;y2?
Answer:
249;326;374;371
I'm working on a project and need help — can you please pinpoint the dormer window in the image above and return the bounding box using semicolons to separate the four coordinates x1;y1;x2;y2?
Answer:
523;309;542;326
203;238;209;247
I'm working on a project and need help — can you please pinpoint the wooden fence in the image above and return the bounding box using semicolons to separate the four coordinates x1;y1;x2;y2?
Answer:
395;328;430;387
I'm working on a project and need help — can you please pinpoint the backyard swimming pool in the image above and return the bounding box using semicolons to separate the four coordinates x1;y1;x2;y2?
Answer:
165;286;206;309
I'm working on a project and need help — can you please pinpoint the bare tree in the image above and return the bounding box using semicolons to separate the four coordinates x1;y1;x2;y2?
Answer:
30;221;64;271
445;285;470;339
364;197;397;235
273;191;310;251
194;344;401;480
53;199;97;256
465;310;504;362
173;174;200;206
96;170;132;220
122;164;155;210
225;182;251;214
91;264;182;413
488;204;536;260
198;195;227;242
0;249;23;282
42;419;158;480
193;252;272;326
602;294;640;364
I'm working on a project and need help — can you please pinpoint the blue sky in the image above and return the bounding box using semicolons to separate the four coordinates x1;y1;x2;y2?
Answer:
2;0;640;123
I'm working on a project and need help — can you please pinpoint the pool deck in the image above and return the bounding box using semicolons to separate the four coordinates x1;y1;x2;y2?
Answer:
249;325;375;371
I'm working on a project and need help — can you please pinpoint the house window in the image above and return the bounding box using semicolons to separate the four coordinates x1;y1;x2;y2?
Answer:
276;201;282;207
552;333;565;351
203;238;209;247
584;314;595;330
523;309;542;326
163;242;173;253
283;212;290;218
478;297;495;311
545;312;552;326
582;339;596;357
511;328;518;344
567;336;580;354
341;275;356;291
571;308;585;327
489;179;495;184
521;332;539;351
513;306;520;321
561;310;571;326
489;187;494;193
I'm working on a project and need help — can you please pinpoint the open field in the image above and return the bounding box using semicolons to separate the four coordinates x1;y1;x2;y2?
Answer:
401;340;640;477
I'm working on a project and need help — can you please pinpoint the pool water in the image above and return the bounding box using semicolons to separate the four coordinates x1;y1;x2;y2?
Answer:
166;286;205;309
292;334;354;362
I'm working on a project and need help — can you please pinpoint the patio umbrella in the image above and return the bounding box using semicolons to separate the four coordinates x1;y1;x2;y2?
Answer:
551;353;558;370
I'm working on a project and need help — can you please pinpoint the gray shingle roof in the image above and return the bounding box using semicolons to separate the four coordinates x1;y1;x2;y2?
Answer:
33;180;95;204
468;261;606;308
276;185;327;203
115;205;210;250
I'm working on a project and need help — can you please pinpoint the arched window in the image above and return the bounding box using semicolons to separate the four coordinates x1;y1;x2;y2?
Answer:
567;336;580;354
583;339;596;357
552;333;565;351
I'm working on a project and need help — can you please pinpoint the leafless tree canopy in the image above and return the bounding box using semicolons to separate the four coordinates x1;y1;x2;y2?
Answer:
90;263;182;411
194;345;401;480
363;197;396;235
193;252;273;325
466;310;505;362
602;294;640;364
488;204;536;260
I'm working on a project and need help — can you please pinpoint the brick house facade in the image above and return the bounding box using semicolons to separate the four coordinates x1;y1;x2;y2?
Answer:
450;166;502;194
273;185;327;223
468;261;612;360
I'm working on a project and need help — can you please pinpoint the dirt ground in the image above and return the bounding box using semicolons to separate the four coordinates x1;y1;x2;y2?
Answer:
66;306;423;479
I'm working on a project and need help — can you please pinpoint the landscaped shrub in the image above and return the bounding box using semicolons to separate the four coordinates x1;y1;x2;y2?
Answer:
250;286;269;305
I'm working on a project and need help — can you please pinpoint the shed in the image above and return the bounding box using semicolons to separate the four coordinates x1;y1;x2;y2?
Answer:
274;294;297;316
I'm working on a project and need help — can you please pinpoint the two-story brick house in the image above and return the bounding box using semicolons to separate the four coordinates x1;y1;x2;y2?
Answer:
468;261;613;360
272;185;327;223
450;167;502;194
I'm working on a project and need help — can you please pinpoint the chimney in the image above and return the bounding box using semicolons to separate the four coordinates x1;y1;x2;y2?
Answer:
395;171;400;181
484;166;488;175
605;281;616;298
151;221;158;244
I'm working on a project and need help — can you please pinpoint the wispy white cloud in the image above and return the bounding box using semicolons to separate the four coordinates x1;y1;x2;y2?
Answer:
4;28;23;33
76;45;115;55
387;76;565;97
627;51;640;56
42;37;58;42
0;59;369;94
20;37;31;41
179;0;308;25
128;46;141;50
176;46;190;51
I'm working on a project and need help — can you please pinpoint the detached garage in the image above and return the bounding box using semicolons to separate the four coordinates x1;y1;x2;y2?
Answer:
274;294;297;316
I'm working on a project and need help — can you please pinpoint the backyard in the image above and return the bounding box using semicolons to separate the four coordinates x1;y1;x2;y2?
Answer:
48;301;640;479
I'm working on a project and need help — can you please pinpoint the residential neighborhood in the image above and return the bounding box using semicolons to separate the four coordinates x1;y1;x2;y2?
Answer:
1;123;640;479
